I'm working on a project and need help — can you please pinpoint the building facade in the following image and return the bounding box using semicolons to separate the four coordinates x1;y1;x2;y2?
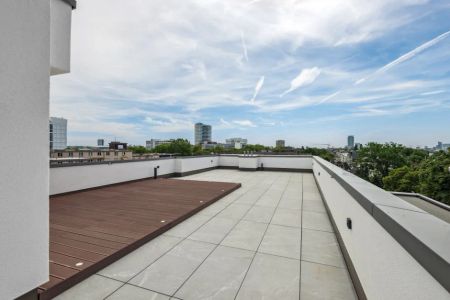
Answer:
0;1;76;299
225;138;248;149
49;117;67;150
348;135;355;149
109;141;128;150
276;139;285;148
436;141;450;151
50;149;133;164
146;139;174;150
195;123;212;145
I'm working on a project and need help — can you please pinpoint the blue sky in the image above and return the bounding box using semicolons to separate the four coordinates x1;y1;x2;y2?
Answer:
50;0;450;148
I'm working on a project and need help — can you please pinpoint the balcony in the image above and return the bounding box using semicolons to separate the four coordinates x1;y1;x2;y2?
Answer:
42;155;449;300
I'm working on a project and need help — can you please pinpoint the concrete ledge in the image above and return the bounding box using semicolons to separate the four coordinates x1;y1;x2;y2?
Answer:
314;157;450;293
392;192;450;211
314;175;367;300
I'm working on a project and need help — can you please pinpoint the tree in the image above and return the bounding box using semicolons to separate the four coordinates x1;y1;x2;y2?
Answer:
352;142;450;203
153;143;170;153
192;144;203;155
168;139;192;156
355;143;409;187
213;145;225;153
298;147;334;162
128;145;149;154
242;144;267;152
416;151;450;204
383;166;419;193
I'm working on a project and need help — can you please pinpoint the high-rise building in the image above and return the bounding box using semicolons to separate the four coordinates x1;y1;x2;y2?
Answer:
347;135;355;149
49;117;67;150
146;139;174;150
436;141;450;152
276;140;285;148
195;123;212;145
97;139;105;146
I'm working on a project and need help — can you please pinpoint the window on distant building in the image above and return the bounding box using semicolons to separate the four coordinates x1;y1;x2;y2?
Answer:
114;152;118;156
68;152;73;157
106;152;110;156
79;152;83;157
57;152;62;157
122;152;126;156
97;152;101;156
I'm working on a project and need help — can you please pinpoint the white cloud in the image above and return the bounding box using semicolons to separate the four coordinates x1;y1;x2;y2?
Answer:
420;90;445;96
251;76;265;102
240;31;249;63
233;120;257;127
49;0;447;145
355;30;450;85
216;118;257;129
280;67;321;97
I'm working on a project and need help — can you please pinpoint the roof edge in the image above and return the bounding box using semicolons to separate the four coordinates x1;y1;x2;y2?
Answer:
61;0;76;9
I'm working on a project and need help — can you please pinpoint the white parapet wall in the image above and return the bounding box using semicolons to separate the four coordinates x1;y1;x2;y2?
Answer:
50;155;313;195
259;155;312;170
176;156;219;174
238;156;259;170
313;157;450;299
50;159;176;195
218;154;239;167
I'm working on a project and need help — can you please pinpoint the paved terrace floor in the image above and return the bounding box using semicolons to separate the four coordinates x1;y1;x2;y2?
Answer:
54;170;356;300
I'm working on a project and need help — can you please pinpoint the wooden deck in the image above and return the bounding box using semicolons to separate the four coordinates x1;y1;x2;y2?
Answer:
39;178;240;300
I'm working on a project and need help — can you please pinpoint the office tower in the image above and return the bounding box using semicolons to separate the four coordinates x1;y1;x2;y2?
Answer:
195;123;212;144
49;117;67;150
348;135;355;149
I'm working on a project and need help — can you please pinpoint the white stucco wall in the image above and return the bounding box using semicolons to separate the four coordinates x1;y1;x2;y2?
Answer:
50;159;176;195
313;158;449;299
0;1;51;298
238;156;259;169
50;156;316;195
259;155;312;169
178;156;219;173
218;155;239;167
50;0;72;75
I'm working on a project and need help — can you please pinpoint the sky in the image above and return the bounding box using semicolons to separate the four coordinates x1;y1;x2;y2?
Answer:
50;0;450;148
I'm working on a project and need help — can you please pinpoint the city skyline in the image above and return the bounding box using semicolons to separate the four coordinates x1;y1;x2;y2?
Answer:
50;0;450;147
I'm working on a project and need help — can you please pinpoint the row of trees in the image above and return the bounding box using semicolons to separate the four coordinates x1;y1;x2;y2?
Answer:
129;139;193;156
355;143;450;204
132;140;449;202
128;139;334;161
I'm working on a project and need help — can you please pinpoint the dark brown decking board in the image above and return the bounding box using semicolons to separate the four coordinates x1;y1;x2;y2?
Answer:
39;178;240;300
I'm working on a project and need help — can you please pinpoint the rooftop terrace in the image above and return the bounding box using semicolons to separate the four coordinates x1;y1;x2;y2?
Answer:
5;154;449;300
41;178;240;299
53;170;356;300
